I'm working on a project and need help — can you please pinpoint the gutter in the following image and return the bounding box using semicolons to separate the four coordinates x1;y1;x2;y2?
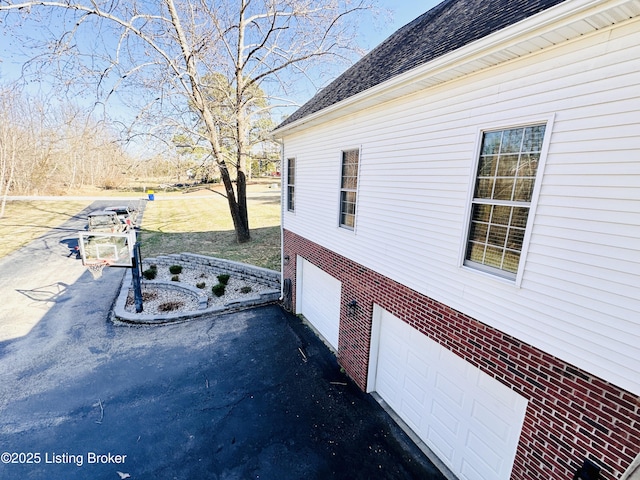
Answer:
272;0;635;138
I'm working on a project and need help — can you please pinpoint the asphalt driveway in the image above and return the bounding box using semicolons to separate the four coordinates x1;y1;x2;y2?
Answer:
0;202;446;480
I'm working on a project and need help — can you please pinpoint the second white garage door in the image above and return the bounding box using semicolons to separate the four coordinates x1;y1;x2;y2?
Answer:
368;306;528;480
296;258;341;350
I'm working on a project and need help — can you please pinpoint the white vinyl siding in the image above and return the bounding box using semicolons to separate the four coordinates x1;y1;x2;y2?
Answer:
281;19;640;396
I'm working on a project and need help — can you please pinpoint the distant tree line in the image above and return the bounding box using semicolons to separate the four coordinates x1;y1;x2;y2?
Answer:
0;87;133;198
0;85;280;215
0;86;201;202
0;0;376;242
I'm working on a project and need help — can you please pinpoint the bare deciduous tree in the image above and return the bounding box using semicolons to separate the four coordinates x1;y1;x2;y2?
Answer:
0;84;135;206
0;88;20;217
0;0;376;242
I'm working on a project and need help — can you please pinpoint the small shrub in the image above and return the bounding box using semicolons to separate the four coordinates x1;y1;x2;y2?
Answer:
171;275;180;282
240;286;252;294
217;274;230;285
149;264;157;271
169;265;183;274
212;283;226;297
142;268;157;280
196;282;206;289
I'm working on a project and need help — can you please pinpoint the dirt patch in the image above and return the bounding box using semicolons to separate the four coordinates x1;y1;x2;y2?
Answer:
158;301;184;312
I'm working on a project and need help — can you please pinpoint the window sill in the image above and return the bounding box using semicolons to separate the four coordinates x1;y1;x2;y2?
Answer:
460;263;522;288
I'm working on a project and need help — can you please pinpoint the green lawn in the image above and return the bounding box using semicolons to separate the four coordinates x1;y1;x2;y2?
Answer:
139;186;282;271
0;184;282;271
0;200;92;259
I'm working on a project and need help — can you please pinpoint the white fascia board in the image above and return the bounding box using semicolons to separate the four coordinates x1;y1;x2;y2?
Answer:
272;0;638;138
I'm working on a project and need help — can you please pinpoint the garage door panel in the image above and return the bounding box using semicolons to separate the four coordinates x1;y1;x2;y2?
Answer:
470;371;528;452
434;372;465;408
430;398;461;438
377;359;401;383
376;376;399;405
427;427;457;466
298;259;341;350
376;345;403;389
471;400;512;440
376;321;407;405
460;458;484;480
438;344;469;375
401;398;424;431
401;390;427;429
371;308;528;480
465;429;505;473
376;363;402;405
381;336;404;365
403;375;427;404
406;350;430;380
476;372;524;411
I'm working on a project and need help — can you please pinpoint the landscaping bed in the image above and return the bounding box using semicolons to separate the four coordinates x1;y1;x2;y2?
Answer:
115;253;281;323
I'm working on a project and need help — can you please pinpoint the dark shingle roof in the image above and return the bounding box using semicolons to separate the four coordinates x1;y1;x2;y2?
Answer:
277;0;566;129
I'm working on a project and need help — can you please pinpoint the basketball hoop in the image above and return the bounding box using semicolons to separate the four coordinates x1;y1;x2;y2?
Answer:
87;260;110;280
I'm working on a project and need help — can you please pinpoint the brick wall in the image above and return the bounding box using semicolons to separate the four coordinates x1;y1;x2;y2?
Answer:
284;229;640;480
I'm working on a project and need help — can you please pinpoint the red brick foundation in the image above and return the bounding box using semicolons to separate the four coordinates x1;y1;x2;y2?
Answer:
284;229;640;480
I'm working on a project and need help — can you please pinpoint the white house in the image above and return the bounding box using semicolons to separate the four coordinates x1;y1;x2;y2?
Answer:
273;0;640;479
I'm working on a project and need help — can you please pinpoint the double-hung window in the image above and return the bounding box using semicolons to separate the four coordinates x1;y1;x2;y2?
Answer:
287;157;295;212
464;124;547;280
339;149;359;229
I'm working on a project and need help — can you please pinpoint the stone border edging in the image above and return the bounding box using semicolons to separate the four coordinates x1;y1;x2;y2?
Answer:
113;253;281;324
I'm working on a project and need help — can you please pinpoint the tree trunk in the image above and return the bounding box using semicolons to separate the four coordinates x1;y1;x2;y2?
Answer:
236;170;250;242
165;0;251;244
0;139;16;219
219;163;250;244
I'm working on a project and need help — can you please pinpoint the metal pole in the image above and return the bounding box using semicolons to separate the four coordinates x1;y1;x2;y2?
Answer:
132;241;144;313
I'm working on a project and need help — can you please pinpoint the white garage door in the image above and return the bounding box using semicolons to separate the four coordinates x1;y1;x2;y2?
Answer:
368;307;528;480
297;258;341;350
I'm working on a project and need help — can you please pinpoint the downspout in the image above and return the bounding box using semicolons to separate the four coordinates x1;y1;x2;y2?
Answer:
273;137;285;302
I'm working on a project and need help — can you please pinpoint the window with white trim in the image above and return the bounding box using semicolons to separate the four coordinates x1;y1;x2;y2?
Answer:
465;124;546;279
286;157;295;212
339;149;359;229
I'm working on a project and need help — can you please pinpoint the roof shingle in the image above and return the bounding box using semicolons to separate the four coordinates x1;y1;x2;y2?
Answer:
278;0;566;129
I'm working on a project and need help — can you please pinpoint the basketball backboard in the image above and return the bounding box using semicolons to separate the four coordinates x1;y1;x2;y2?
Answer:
78;230;136;267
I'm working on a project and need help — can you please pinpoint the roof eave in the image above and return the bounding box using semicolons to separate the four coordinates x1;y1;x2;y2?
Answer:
273;0;639;139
